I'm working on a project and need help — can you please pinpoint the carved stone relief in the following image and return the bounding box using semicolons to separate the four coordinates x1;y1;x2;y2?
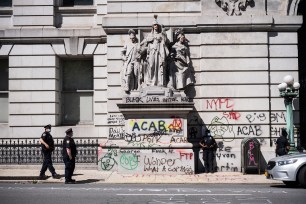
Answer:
215;0;254;16
120;15;194;95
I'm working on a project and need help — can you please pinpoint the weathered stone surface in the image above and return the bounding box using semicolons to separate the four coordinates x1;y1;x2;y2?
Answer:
94;90;108;102
269;58;299;70
94;66;107;78
9;56;58;67
9;79;56;91
10;44;54;56
199;72;268;84
269;32;298;44
94;102;107;114
198;85;269;98
94;78;108;90
13;16;54;26
201;58;268;71
201;32;267;44
10;103;56;114
9;67;57;79
94;55;107;66
13;6;54;15
13;0;54;6
269;45;298;57
270;71;299;84
201;45;268;58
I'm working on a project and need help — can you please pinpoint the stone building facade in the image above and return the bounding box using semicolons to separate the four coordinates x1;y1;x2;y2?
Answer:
0;0;305;174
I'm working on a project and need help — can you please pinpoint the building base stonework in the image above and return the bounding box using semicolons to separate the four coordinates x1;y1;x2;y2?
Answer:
0;1;304;175
98;87;195;175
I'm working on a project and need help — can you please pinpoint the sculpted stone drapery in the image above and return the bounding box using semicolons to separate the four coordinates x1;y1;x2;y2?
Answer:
141;16;170;87
120;16;194;94
121;29;142;92
168;29;194;90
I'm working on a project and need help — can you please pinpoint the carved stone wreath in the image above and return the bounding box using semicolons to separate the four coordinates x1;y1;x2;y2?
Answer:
215;0;254;16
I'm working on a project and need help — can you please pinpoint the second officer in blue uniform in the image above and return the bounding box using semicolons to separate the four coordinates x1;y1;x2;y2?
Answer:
62;128;77;184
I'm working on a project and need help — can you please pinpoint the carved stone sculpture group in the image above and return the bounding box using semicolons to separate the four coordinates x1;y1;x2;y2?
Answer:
121;16;194;93
215;0;254;16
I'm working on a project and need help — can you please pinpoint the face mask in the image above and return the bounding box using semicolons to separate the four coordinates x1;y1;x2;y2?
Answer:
46;129;51;133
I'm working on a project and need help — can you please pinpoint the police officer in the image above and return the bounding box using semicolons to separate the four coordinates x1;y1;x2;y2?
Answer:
39;124;59;179
276;128;290;156
199;129;217;173
63;128;77;184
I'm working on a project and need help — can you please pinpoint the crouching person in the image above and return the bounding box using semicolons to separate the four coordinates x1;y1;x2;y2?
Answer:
62;128;77;184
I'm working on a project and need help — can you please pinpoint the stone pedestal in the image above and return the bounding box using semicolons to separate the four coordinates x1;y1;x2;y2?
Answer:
98;87;195;175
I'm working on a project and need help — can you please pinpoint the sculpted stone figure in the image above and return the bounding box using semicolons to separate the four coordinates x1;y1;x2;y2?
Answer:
121;29;141;92
216;0;253;16
168;29;194;90
141;15;170;87
120;16;195;94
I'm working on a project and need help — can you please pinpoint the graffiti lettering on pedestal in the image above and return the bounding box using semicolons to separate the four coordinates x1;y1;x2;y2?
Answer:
98;147;194;175
125;96;190;103
128;118;183;135
120;153;139;170
99;146;118;171
107;114;125;126
109;127;125;139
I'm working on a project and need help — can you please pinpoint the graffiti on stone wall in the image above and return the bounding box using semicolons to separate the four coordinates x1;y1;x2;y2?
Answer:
98;145;194;175
107;114;125;126
199;141;239;172
109;127;125;140
127;118;183;135
208;116;236;142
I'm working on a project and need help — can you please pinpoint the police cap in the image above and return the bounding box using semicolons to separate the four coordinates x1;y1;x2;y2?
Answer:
66;128;73;134
44;124;51;129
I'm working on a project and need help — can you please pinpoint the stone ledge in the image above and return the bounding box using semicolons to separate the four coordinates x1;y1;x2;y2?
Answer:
118;103;194;115
102;15;303;33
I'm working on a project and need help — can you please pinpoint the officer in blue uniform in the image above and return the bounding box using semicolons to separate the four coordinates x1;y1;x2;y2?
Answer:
199;129;217;173
275;128;290;156
63;128;77;184
39;124;59;179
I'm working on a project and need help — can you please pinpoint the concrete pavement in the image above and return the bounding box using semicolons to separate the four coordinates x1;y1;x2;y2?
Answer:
0;164;281;184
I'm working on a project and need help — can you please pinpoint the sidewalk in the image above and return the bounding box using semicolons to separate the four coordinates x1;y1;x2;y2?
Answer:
0;165;281;184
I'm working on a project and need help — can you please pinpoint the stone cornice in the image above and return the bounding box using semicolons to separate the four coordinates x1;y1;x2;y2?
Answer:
0;27;107;44
102;15;303;33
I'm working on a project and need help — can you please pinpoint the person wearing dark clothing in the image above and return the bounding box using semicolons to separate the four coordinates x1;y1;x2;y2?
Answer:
276;128;290;156
200;129;217;173
63;128;77;184
39;124;59;179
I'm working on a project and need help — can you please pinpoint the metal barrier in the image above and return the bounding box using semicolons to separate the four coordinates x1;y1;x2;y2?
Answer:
0;137;99;164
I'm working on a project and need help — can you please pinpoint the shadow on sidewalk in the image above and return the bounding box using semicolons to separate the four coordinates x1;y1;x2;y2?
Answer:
75;179;104;184
0;176;42;180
